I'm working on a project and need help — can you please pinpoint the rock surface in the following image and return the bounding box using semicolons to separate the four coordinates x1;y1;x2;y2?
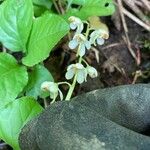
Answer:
19;84;150;150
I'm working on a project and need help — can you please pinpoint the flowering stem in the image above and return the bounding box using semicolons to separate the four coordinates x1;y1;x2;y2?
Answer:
65;74;77;101
51;94;57;104
81;58;89;66
65;57;82;101
58;81;71;87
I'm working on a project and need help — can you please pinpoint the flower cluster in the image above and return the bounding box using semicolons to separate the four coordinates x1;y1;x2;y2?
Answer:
41;16;109;102
68;16;83;33
68;16;108;57
69;34;91;57
65;63;98;84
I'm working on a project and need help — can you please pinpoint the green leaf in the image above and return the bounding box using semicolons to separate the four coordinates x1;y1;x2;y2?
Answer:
65;0;115;20
22;13;69;67
25;64;54;98
0;53;28;107
33;5;48;17
0;96;43;150
33;0;52;9
67;0;85;5
0;0;33;52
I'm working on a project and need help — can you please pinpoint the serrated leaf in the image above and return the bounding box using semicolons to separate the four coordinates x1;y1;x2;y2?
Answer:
22;14;69;67
0;53;28;107
65;0;115;20
25;64;54;98
0;0;33;52
0;96;43;150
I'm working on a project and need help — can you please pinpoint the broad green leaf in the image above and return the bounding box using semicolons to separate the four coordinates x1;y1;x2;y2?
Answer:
64;0;115;20
22;14;69;67
0;53;28;107
0;96;43;150
33;0;52;9
25;64;54;98
0;0;33;52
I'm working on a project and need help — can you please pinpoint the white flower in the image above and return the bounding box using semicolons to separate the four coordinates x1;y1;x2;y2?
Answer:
89;29;109;46
68;16;83;33
65;63;87;84
68;34;91;57
41;81;63;101
86;66;98;78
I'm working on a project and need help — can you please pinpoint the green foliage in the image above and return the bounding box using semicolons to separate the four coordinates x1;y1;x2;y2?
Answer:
25;64;54;98
0;97;43;150
65;0;115;20
0;53;28;107
33;0;52;9
0;0;115;149
0;0;33;52
22;13;69;66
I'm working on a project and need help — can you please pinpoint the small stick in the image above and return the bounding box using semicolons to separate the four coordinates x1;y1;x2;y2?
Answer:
141;0;150;12
123;8;150;31
101;43;123;50
52;0;61;14
123;0;150;25
58;0;65;14
117;0;137;63
132;70;142;84
91;46;100;63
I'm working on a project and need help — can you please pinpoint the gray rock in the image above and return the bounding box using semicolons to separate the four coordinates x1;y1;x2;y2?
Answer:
19;84;150;150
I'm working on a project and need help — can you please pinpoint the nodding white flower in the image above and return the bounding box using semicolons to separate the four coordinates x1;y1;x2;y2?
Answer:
41;81;63;101
89;29;109;46
68;16;83;33
86;66;98;78
68;33;91;57
65;63;87;84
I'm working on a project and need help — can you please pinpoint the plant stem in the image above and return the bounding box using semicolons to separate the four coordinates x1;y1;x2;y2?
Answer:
65;74;77;101
65;57;82;101
58;81;71;87
65;20;91;101
44;98;48;108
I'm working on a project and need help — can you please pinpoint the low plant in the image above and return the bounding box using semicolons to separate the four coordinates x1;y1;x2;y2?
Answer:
0;0;115;149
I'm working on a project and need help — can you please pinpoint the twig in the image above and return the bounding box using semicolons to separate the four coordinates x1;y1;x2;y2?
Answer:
132;70;142;84
58;0;65;14
101;43;123;50
134;0;143;7
91;46;100;63
117;0;137;63
123;0;150;25
52;0;61;14
141;0;150;12
123;8;150;31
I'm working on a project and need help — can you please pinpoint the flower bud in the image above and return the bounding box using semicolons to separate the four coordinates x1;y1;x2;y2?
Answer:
86;66;98;78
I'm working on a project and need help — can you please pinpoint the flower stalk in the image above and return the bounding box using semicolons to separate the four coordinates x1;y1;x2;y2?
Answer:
41;16;109;103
